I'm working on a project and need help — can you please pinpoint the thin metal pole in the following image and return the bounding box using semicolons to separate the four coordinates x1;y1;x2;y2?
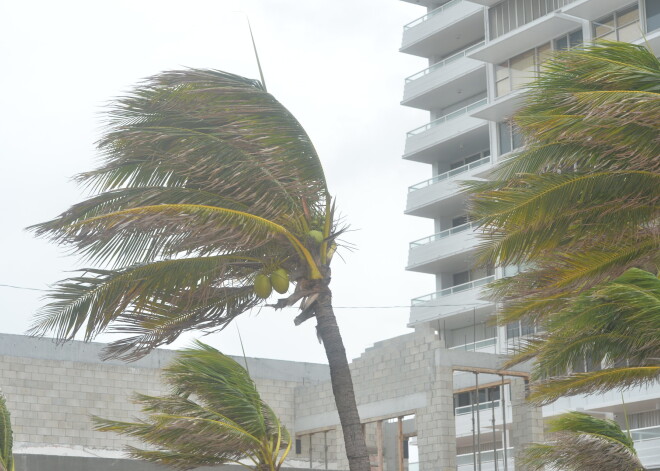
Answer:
309;434;313;469
476;373;482;471
491;396;498;471
501;376;508;471
471;390;477;471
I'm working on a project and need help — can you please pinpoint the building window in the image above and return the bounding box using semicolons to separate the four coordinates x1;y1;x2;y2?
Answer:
593;5;642;42
454;386;501;414
498;121;524;155
488;0;574;39
506;320;537;340
554;29;583;51
496;42;552;97
647;0;660;33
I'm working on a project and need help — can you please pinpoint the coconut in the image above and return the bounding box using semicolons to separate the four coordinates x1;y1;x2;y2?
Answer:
307;230;324;244
253;274;272;299
270;268;290;294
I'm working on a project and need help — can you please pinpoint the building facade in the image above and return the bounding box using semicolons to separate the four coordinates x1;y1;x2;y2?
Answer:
400;0;660;469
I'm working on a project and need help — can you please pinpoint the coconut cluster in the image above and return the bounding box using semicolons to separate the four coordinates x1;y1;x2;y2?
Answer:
253;268;290;299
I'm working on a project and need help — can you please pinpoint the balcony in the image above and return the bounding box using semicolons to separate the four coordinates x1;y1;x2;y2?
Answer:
401;0;484;58
402;42;486;111
563;0;638;20
409;276;495;327
404;99;489;162
634;426;660;469
469;12;580;64
471;89;526;122
407;222;481;273
449;336;498;354
406;155;492;217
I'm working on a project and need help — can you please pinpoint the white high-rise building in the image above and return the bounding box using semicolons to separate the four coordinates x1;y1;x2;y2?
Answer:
400;0;660;469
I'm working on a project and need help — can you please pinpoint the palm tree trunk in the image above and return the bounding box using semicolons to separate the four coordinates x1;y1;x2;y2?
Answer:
315;289;371;471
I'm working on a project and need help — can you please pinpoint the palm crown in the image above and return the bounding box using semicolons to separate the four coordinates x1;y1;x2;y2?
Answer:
29;70;337;360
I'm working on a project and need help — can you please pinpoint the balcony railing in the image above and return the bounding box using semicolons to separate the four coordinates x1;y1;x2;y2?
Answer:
411;275;495;306
408;156;491;192
407;98;487;137
405;41;485;83
449;337;497;352
455;399;500;416
457;448;514;466
410;222;475;249
632;425;660;442
403;0;463;31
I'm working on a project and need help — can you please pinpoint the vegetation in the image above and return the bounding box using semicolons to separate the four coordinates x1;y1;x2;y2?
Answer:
523;411;644;471
30;70;370;470
0;394;14;471
468;42;660;399
94;341;291;470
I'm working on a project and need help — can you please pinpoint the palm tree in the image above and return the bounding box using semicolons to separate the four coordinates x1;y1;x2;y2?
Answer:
508;268;660;405
522;411;644;471
29;70;370;471
0;394;15;471
94;341;291;471
468;42;660;327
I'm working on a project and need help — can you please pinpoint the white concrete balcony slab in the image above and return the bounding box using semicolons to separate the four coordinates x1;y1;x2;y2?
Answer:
403;42;486;111
409;276;495;327
467;0;502;5
471;89;526;121
634;430;660;469
635;28;660;56
469;12;581;64
401;0;485;58
407;222;480;273
406;155;492;217
404;99;489;162
563;0;637;21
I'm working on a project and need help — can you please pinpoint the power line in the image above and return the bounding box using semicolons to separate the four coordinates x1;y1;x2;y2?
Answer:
0;283;493;309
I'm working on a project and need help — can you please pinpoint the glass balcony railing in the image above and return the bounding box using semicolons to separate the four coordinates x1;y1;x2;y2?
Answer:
631;425;660;442
407;98;487;137
404;0;464;31
455;399;500;416
410;222;475;249
449;337;497;352
405;41;485;83
411;275;495;306
408;156;491;193
457;448;514;466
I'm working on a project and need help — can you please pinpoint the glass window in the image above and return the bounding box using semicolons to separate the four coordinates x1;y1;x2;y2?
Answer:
453;271;470;286
569;29;583;48
510;49;536;89
594;15;615;38
499;122;512;155
647;0;660;33
619;21;642;41
593;5;641;41
555;35;568;51
506;322;520;340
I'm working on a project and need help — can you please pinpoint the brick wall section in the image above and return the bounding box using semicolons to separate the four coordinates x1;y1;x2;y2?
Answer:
0;333;329;454
509;378;544;471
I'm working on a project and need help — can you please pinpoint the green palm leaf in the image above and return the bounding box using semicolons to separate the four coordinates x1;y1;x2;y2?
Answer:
0;395;14;471
522;411;644;471
93;341;290;470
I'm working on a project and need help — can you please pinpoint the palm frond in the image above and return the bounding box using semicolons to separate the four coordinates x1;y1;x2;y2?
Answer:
522;412;643;471
0;395;14;471
93;341;290;470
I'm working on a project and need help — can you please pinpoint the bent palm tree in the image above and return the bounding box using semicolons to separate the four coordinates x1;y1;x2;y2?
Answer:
509;268;660;405
0;394;14;471
523;411;644;471
94;341;291;470
468;42;660;326
29;70;369;471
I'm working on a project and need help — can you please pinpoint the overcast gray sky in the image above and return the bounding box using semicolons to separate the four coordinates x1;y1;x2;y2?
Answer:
0;0;435;364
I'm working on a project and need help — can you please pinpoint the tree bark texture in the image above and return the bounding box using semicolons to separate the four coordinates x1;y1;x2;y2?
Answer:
315;289;371;471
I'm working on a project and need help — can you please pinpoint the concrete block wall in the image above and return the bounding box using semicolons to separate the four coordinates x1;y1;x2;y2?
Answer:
0;333;329;457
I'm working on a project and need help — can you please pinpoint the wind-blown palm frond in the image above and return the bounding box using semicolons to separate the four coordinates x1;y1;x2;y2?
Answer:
0;395;14;471
506;269;660;404
468;41;660;323
522;411;644;471
93;341;291;470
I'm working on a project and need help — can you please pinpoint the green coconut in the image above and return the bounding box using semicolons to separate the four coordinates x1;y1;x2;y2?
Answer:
270;268;290;294
254;274;272;299
307;230;324;244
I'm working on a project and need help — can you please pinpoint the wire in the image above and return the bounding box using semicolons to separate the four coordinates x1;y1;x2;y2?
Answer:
0;283;498;309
